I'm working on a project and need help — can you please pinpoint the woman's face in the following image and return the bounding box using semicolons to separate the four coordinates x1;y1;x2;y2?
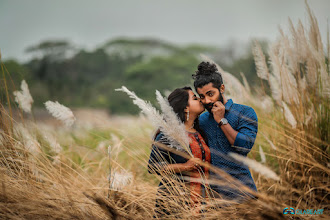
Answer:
187;90;205;115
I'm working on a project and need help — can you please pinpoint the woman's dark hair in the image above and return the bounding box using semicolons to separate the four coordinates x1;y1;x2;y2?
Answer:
192;61;223;90
165;86;208;145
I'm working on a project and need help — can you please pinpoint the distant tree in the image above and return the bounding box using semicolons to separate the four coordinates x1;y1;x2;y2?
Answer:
25;40;75;61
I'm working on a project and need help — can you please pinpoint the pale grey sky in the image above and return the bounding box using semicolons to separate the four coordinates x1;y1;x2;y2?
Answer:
1;0;329;61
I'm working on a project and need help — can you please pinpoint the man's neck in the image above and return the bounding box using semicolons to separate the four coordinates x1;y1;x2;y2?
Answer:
222;95;228;105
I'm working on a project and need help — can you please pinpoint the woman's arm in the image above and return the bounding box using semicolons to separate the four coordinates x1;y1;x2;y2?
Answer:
164;157;202;173
148;132;202;174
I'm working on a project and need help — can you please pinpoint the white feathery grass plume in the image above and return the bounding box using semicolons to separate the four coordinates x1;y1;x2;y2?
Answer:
229;152;279;181
268;74;282;104
44;101;76;127
279;28;298;74
260;95;274;112
240;72;251;94
268;41;284;104
109;170;133;190
269;38;299;105
282;101;297;129
155;90;189;147
306;3;323;53
277;38;300;105
15;124;41;156
259;145;266;163
252;41;269;80
42;131;62;154
280;61;299;105
110;133;123;160
310;45;330;98
261;132;277;150
13;80;34;113
115;86;192;154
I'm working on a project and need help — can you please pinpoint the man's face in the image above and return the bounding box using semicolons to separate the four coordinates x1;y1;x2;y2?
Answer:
196;82;222;113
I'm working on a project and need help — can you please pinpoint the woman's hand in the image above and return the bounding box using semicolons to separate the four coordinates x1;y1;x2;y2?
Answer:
184;157;202;171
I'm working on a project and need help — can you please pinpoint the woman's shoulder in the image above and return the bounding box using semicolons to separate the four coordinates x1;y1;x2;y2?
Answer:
153;131;170;145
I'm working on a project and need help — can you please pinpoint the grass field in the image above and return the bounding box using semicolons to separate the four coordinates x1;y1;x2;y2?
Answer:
0;3;329;219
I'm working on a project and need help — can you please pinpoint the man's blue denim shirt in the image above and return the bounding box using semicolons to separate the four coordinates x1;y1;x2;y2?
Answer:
199;99;258;197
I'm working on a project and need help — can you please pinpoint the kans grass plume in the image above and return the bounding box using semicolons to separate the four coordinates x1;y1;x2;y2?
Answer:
109;169;133;191
155;90;189;147
282;101;297;129
44;101;76;127
261;132;277;150
252;41;269;81
116;86;192;155
259;145;266;163
13;80;34;113
229;152;279;181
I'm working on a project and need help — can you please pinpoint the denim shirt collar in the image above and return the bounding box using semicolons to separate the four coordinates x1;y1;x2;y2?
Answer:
225;99;233;111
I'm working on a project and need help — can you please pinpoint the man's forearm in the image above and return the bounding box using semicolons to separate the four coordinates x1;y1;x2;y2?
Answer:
219;123;238;145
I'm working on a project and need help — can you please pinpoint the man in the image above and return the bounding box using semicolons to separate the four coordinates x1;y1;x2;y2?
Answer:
192;61;258;201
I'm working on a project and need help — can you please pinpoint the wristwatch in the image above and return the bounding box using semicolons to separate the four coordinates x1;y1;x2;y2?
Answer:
218;118;228;127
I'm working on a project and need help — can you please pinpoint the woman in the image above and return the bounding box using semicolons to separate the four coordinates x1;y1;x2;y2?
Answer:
148;87;212;217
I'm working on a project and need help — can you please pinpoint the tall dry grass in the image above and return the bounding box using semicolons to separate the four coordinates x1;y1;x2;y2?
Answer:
0;3;329;219
251;3;329;213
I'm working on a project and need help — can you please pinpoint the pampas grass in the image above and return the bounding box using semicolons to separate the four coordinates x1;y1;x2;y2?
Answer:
116;86;192;155
13;80;34;113
261;133;277;150
252;41;269;81
155;90;189;147
259;145;266;163
229;152;279;181
0;2;328;219
282;101;297;129
44;101;76;127
110;170;133;191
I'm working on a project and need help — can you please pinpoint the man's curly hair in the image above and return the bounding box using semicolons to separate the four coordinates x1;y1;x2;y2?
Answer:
192;61;224;90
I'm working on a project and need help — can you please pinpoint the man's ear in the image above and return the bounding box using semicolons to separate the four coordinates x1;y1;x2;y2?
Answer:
220;84;225;94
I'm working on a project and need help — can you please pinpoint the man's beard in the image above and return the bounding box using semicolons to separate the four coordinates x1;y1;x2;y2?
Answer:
204;92;224;114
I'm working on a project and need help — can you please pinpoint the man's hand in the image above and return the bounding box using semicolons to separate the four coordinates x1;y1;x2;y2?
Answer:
211;101;225;123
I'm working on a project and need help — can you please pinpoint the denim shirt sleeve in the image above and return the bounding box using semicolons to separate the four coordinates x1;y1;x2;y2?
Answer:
233;107;258;156
147;133;171;175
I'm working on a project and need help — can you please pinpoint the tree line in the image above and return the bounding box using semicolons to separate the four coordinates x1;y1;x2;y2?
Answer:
1;37;267;114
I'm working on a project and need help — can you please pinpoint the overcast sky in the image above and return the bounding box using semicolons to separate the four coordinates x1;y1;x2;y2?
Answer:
1;0;329;61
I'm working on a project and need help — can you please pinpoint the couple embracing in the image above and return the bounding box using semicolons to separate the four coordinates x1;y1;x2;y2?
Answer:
148;61;258;216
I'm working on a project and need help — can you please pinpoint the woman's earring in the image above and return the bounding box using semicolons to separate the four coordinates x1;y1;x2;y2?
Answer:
187;110;189;121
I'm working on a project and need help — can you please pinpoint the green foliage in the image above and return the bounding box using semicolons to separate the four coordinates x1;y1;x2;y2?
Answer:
3;37;260;114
